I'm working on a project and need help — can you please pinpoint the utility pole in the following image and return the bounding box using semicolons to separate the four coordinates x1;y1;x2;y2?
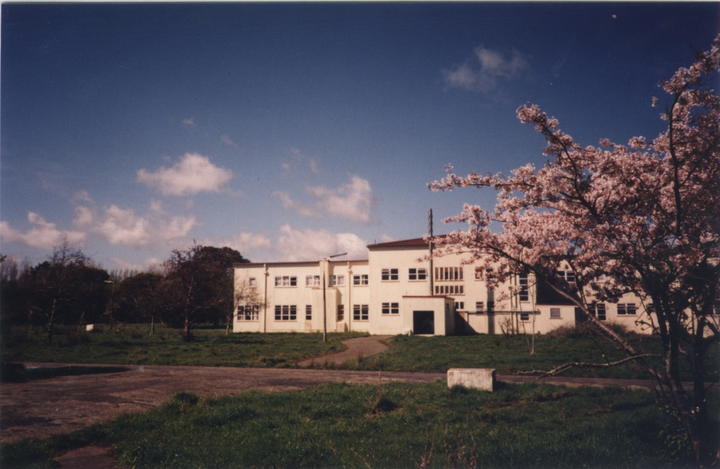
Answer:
428;208;434;296
322;272;327;343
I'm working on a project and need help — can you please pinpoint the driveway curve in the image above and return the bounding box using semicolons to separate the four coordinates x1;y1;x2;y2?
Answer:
297;335;391;367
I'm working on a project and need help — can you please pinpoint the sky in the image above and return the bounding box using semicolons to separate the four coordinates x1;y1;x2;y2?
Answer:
1;2;718;270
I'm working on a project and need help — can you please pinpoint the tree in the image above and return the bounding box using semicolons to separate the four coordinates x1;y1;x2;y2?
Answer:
23;243;108;343
113;272;165;334
164;245;248;340
430;36;719;464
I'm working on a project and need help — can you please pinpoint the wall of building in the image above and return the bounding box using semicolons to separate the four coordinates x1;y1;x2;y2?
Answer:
233;243;655;336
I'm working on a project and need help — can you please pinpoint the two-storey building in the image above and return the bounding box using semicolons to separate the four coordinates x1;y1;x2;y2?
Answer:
233;237;651;335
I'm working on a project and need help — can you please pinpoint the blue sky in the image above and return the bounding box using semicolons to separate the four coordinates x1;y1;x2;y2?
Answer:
1;3;718;269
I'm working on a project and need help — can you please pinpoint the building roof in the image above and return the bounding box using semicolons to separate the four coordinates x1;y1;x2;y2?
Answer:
366;237;429;249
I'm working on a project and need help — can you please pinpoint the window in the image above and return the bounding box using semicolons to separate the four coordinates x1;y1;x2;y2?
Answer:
475;301;484;312
475;267;483;280
557;270;576;286
337;304;344;321
520;311;530;321
487;300;495;312
381;268;399;281
306;275;320;287
274;305;297;321
353;274;368;286
330;275;345;286
381;302;399;315
591;303;606;320
248;277;257;287
408;268;427;281
237;305;259;321
434;284;464;295
435;266;463;281
305;305;312;320
519;273;529;302
617;303;637;315
353;304;369;321
454;301;465;311
550;307;562;319
274;276;297;287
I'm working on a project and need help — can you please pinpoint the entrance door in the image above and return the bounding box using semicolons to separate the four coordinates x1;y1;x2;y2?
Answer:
413;310;435;335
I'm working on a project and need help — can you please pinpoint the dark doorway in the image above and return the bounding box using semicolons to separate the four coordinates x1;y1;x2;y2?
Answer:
413;310;435;334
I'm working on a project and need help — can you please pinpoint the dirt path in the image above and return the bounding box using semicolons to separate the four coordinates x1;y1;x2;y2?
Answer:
0;363;443;444
297;335;391;366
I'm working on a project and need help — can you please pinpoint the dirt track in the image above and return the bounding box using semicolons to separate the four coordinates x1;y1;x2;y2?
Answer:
0;363;444;444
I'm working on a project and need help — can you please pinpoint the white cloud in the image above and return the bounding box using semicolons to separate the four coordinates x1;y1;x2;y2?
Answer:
309;158;320;174
274;175;373;223
221;232;272;252
272;191;319;218
276;225;367;261
73;206;95;227
221;134;238;147
444;46;528;93
0;212;86;250
95;204;196;247
307;176;373;223
137;153;233;196
182;118;196;127
71;190;94;204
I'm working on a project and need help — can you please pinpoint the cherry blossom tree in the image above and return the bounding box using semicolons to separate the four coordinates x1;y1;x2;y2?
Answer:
431;35;720;464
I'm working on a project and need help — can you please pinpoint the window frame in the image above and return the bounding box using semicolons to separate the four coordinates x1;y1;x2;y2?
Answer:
381;268;399;281
353;304;369;321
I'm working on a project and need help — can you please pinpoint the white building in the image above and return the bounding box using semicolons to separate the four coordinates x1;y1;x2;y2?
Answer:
233;237;651;335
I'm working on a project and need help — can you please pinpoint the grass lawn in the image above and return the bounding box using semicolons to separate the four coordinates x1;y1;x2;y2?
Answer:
349;334;720;381
1;325;357;368
2;381;707;468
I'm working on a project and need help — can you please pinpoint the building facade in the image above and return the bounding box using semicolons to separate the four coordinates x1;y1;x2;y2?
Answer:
233;238;651;335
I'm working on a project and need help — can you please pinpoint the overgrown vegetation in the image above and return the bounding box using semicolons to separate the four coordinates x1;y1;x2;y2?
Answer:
4;381;716;468
1;325;355;368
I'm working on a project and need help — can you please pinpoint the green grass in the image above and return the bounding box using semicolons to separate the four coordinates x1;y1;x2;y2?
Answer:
3;381;707;468
1;325;358;368
348;334;720;381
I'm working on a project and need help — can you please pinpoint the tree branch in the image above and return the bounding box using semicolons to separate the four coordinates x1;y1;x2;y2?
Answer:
516;353;661;378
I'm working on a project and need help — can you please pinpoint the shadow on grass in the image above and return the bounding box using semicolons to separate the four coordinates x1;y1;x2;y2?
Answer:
1;362;131;383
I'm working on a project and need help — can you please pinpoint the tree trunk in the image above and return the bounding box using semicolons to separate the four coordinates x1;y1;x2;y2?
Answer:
150;315;155;337
182;316;192;341
46;297;57;345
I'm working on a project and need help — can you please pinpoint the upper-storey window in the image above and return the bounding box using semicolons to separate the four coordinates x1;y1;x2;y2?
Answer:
274;276;297;287
330;275;345;286
434;285;464;295
557;270;576;285
353;274;368;286
519;272;529;302
408;268;427;281
381;268;399;281
617;303;637;315
436;266;463;281
248;277;257;287
306;275;320;287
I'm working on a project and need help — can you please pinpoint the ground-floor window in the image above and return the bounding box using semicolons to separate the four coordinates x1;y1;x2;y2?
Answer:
305;305;312;320
353;304;369;321
337;304;344;321
274;305;297;321
520;311;530;321
237;305;259;321
454;301;465;311
617;303;637;315
550;307;562;319
591;303;607;320
381;302;399;315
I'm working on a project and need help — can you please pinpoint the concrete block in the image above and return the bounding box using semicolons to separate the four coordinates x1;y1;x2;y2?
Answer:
447;368;495;391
